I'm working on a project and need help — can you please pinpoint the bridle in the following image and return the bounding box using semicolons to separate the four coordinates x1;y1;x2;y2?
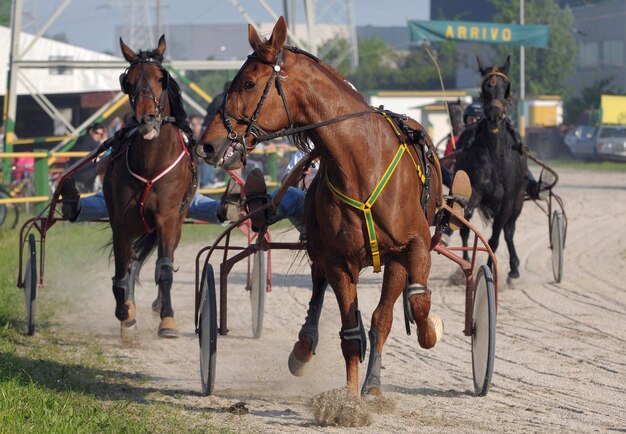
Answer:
119;52;174;125
480;69;511;121
218;48;294;154
210;45;378;165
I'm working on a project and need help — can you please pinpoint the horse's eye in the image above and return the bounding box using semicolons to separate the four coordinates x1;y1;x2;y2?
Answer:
243;81;256;91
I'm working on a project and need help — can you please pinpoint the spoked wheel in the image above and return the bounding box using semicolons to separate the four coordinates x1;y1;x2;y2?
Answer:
0;187;19;229
24;234;37;336
249;251;266;338
550;210;564;284
199;264;218;396
471;265;496;397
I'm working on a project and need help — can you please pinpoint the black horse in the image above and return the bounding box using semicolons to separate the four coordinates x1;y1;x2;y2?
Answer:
454;56;527;282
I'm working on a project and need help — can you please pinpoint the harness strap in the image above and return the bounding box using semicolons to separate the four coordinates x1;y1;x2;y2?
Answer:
326;112;426;272
126;129;189;232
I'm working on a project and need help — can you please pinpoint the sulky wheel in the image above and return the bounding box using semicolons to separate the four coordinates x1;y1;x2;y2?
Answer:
24;234;37;336
550;210;564;284
249;251;266;339
0;187;19;229
471;264;496;397
199;263;218;396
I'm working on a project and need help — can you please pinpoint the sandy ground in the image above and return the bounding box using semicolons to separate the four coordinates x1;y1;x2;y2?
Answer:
44;168;626;433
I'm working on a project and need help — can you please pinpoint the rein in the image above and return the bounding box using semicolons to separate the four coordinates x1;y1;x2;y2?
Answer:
219;46;432;272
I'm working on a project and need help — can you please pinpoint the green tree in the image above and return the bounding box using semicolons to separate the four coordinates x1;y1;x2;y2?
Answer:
564;77;614;124
345;37;399;91
489;0;577;97
0;0;10;26
342;37;456;92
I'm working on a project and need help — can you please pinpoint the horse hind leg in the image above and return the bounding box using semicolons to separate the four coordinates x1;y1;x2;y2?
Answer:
362;260;406;397
288;265;328;376
155;257;178;338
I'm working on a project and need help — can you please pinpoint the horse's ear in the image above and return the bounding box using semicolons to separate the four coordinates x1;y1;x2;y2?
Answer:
120;37;136;63
156;34;167;58
500;55;511;75
477;56;488;75
268;16;288;51
248;24;264;53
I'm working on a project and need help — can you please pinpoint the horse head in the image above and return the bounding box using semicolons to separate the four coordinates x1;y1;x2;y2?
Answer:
119;35;171;140
199;17;296;169
477;55;511;127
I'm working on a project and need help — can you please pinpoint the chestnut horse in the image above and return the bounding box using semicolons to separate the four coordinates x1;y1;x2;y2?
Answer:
454;56;527;282
199;17;446;398
103;35;196;337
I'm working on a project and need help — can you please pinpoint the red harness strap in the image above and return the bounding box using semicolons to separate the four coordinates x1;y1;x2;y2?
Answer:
126;129;190;232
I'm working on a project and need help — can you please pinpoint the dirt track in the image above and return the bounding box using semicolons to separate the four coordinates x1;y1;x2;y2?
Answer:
48;168;626;432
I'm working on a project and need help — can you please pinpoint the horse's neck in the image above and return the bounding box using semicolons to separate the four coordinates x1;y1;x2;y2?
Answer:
130;125;181;173
305;97;397;196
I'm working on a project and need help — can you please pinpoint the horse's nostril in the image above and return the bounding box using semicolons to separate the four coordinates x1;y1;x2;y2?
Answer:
202;143;215;159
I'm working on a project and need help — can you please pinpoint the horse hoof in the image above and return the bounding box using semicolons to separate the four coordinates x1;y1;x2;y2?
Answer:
417;315;444;349
158;316;179;338
120;319;138;339
362;386;382;397
506;275;520;288
288;350;308;377
429;315;444;344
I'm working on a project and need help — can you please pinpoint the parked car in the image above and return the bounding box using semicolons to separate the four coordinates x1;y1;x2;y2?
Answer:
596;125;626;161
564;125;597;160
564;124;626;161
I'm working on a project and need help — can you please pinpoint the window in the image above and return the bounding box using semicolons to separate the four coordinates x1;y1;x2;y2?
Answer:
579;42;599;68
602;40;624;67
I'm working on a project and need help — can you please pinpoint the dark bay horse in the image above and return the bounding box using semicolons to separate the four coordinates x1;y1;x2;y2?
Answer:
103;35;196;337
454;56;527;282
199;17;445;398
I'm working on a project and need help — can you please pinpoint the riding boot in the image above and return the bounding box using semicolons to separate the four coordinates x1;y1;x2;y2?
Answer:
217;177;241;222
244;168;271;231
60;177;81;222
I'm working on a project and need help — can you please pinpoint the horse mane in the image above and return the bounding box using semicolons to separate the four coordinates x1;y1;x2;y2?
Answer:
165;71;194;140
283;47;365;155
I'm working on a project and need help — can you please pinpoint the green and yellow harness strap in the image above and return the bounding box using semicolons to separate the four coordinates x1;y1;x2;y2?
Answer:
326;111;426;272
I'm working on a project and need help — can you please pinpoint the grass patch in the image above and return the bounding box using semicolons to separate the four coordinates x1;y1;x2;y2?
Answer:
531;159;626;172
0;223;233;433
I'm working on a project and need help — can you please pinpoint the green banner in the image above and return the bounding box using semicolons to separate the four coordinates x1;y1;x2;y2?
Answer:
408;20;549;48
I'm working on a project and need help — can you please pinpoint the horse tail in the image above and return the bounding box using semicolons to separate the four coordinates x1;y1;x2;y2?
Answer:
133;231;158;272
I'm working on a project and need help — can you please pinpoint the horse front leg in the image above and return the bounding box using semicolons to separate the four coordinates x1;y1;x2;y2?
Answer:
288;262;328;376
112;230;137;332
362;260;406;397
155;218;183;338
327;262;362;398
407;237;443;350
504;217;520;280
487;216;504;272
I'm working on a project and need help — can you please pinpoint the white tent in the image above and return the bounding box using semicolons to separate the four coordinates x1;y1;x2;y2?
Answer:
0;25;122;96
